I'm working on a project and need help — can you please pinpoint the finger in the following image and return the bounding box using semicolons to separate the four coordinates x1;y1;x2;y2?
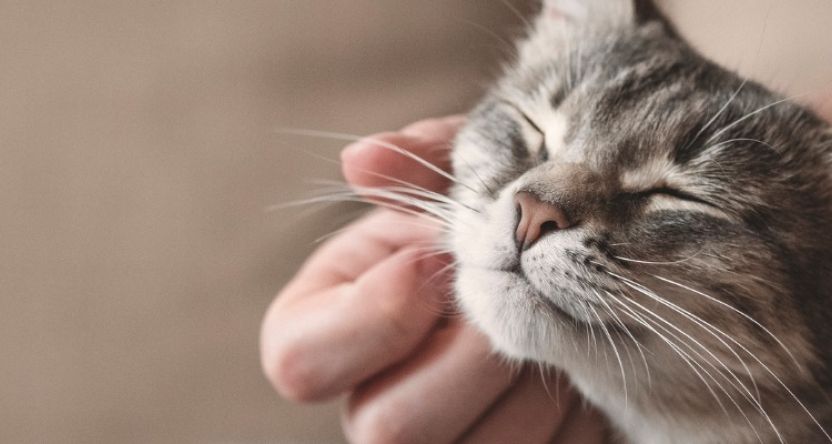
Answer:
400;115;466;140
457;369;576;444
549;403;609;444
341;116;465;194
343;322;516;444
261;244;449;403
813;92;832;121
287;210;441;298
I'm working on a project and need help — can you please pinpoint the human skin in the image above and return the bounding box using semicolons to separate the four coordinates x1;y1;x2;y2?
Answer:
260;116;607;443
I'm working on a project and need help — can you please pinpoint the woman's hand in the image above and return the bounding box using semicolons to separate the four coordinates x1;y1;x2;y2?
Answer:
261;116;607;443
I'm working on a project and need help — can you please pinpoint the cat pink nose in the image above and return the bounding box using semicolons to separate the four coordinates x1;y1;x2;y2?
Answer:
515;191;572;250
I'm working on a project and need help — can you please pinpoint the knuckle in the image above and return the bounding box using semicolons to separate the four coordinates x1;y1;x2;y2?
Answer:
262;341;325;403
404;118;442;133
379;305;423;356
340;132;411;182
344;402;415;444
363;289;423;354
376;291;413;337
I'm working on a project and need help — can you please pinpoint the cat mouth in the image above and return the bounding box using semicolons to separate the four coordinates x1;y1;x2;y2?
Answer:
534;291;583;323
468;263;623;331
496;265;586;323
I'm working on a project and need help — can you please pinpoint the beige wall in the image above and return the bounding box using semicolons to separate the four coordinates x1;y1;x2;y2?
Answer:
1;1;829;443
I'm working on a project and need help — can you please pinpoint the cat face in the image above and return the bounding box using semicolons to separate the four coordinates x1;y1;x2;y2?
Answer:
449;0;832;439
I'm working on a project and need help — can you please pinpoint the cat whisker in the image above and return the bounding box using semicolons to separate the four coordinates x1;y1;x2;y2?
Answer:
650;274;801;372
315;180;477;215
377;185;480;214
705;83;832;146
595;302;643;391
588;305;629;409
594;289;652;387
397;248;466;318
281;138;483;215
272;192;423;218
706;97;791;145
456;18;517;57
612;289;779;443
612;251;703;266
697;253;786;292
536;362;560;407
708;137;780;155
274;128;480;194
651;274;792;350
682;78;749;154
274;191;452;226
612;274;765;402
590;311;600;361
313;222;356;245
645;275;832;441
581;302;600;361
452;150;498;196
306;150;483;214
608;291;767;444
309;183;460;222
497;0;532;30
606;292;738;423
409;245;455;263
653;278;832;441
610;274;792;442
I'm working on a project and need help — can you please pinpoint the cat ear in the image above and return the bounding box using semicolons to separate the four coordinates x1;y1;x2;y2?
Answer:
516;0;638;66
539;0;676;34
515;0;677;69
517;0;678;66
540;0;636;30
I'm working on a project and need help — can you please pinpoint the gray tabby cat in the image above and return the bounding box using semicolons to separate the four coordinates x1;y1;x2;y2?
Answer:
448;0;832;442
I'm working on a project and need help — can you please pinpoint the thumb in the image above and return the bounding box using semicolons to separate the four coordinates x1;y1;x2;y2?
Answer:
341;116;465;194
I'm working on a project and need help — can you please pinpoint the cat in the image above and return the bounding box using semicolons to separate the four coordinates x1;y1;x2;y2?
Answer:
446;0;832;442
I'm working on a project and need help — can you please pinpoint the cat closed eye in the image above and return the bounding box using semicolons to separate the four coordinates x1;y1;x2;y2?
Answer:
518;112;548;161
633;187;715;208
502;101;549;162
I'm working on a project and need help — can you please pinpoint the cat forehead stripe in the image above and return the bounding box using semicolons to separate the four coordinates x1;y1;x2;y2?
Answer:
645;194;730;220
523;102;573;162
619;155;680;190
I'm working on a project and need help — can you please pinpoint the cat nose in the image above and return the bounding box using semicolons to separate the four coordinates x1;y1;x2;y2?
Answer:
514;191;572;250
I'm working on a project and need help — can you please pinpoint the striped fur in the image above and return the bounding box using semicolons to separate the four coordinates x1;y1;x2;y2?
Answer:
449;1;832;442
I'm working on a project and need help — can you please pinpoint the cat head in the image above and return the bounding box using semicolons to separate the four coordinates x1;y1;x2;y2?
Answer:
449;0;832;432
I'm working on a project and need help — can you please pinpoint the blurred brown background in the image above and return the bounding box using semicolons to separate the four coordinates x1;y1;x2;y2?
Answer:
1;1;830;443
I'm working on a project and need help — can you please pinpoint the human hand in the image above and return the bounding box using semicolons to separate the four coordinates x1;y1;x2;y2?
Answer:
813;93;832;122
261;116;608;443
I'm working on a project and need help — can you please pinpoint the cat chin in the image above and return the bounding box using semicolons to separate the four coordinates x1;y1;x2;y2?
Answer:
455;266;577;365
